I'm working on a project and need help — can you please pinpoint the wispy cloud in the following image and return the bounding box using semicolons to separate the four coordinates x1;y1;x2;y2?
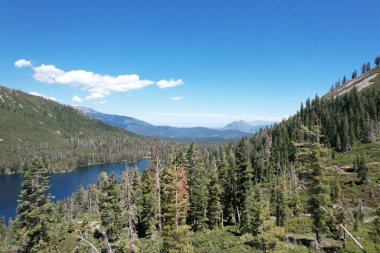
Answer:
93;100;107;104
157;79;184;89
169;96;184;101
29;91;57;101
16;59;183;100
72;96;83;103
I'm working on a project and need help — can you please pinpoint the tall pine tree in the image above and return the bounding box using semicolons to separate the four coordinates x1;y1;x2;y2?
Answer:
14;156;54;253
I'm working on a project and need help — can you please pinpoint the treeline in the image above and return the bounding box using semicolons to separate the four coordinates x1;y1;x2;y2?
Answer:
2;128;379;252
330;54;379;91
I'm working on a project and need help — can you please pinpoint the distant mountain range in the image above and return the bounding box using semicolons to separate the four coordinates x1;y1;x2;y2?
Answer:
75;107;272;141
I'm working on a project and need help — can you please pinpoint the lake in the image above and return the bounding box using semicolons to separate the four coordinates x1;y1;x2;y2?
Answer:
0;158;151;222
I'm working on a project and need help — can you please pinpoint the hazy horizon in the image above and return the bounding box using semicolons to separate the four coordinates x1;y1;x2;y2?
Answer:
1;0;379;127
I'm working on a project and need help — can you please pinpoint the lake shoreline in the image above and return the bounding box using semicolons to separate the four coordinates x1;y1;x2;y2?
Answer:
0;156;152;176
0;158;152;221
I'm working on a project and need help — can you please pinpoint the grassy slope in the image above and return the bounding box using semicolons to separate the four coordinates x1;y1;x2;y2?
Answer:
0;86;151;173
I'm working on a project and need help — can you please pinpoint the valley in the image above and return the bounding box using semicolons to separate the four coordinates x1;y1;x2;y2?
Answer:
1;1;380;252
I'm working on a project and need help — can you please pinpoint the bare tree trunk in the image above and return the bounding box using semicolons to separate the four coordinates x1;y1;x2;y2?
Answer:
103;232;113;253
77;231;100;253
122;171;137;253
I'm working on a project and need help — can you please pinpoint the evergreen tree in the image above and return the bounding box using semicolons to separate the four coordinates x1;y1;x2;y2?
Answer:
161;163;192;253
207;158;222;229
366;62;371;72
289;193;301;217
330;179;341;203
342;75;347;84
272;175;287;227
73;184;87;217
341;114;350;151
352;70;357;79
186;144;209;231
356;155;369;184
98;172;123;247
361;63;367;75
375;55;380;67
296;126;330;245
235;137;253;219
307;149;330;245
14;156;54;253
240;187;261;236
129;167;143;235
220;148;238;224
141;161;162;236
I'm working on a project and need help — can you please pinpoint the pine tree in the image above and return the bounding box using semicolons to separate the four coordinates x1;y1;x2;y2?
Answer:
366;62;371;72
356;155;369;184
223;148;239;224
207;157;222;229
240;187;261;236
361;63;367;75
307;149;330;245
161;164;192;253
14;156;54;253
73;184;87;217
129;167;143;235
235;137;253;218
330;179;341;203
274;175;287;227
352;70;357;79
296;126;330;245
375;55;380;67
98;172;123;247
341;114;350;151
186;144;209;231
342;75;347;84
140;161;162;237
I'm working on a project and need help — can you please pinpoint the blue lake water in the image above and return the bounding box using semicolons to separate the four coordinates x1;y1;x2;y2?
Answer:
0;158;151;222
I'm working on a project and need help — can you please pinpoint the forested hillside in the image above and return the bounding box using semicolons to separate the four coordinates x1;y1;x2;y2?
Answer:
1;63;379;252
0;86;172;174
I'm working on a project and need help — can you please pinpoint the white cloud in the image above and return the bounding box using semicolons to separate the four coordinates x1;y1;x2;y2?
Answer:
29;91;57;101
169;96;184;101
72;96;83;103
157;79;184;89
16;59;161;100
15;59;32;68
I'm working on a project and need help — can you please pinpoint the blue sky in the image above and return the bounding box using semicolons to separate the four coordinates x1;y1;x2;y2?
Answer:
0;0;379;127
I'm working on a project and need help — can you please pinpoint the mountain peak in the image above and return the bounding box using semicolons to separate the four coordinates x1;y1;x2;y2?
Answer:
223;120;273;133
223;120;254;133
